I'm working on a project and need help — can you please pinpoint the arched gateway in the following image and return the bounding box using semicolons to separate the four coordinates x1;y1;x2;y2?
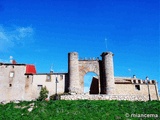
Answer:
68;52;115;95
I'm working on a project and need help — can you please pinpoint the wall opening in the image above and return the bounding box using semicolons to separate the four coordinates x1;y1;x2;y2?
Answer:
9;84;12;87
37;85;43;90
135;85;140;90
46;75;51;82
84;72;98;94
9;71;14;78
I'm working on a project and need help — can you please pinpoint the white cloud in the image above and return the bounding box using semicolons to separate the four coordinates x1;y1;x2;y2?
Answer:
16;27;33;39
0;25;34;52
0;55;14;63
0;58;9;63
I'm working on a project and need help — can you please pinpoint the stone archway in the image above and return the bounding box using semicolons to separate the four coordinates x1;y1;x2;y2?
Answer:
79;60;100;94
68;52;114;95
84;72;99;94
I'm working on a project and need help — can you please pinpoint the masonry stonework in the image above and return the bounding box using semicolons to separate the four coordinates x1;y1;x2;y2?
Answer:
0;64;33;102
0;51;159;102
101;52;114;95
68;52;80;93
68;51;115;95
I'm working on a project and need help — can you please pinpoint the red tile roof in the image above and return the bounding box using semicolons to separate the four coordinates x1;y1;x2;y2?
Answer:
26;65;36;75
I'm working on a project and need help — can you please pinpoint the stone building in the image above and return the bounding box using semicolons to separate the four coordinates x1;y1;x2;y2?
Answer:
32;72;68;99
0;62;36;102
0;51;159;102
65;51;159;100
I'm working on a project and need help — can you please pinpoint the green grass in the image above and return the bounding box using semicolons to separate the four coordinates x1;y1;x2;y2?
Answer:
0;100;159;120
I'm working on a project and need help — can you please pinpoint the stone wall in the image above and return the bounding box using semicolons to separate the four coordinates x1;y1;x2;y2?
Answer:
0;64;27;102
68;52;80;93
79;60;100;93
32;73;66;99
61;94;148;101
114;84;158;100
101;52;114;95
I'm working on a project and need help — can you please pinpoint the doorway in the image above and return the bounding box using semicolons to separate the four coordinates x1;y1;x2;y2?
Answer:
84;72;99;94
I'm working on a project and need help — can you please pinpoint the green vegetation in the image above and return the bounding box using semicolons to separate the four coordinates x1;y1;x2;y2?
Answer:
37;86;49;101
0;100;159;120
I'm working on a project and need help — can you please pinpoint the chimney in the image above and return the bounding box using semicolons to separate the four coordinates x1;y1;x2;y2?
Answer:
12;60;17;64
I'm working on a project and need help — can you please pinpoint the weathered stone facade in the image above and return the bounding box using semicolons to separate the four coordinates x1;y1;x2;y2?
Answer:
32;73;67;99
0;51;159;102
0;63;34;102
68;52;115;95
66;51;159;100
61;94;148;101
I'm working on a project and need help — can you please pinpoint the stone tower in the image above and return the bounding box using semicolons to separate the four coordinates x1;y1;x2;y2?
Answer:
101;52;114;95
68;52;80;94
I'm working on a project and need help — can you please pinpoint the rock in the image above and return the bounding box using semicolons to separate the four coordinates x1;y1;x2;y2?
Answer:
28;107;33;112
29;103;34;107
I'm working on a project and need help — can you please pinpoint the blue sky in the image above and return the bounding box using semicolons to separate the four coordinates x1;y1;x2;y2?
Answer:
0;0;159;91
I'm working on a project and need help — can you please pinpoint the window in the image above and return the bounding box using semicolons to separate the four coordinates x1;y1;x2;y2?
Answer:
135;85;140;90
138;80;141;84
60;75;63;80
27;75;29;78
46;75;51;82
133;80;136;84
9;71;14;78
152;80;155;84
9;84;12;87
37;85;42;90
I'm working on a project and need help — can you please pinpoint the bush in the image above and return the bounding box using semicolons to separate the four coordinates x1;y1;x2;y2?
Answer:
37;86;49;101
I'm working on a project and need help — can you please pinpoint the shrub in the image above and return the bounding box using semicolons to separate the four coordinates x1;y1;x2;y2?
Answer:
37;86;49;101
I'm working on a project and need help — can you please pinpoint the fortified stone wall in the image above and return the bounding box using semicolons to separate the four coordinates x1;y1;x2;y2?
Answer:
101;52;114;94
79;60;100;93
0;51;159;102
68;51;115;95
114;84;158;100
0;64;28;102
68;52;80;93
61;95;148;101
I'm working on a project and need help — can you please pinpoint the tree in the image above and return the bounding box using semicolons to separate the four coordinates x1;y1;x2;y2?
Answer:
37;86;49;101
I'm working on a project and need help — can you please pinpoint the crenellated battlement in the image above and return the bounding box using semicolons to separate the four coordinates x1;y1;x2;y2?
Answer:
79;57;100;61
0;51;159;102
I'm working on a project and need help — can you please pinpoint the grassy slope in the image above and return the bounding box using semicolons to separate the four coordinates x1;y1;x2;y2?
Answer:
0;100;159;120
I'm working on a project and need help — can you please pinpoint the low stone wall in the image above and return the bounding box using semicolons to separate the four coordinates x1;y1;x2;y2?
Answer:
61;94;148;101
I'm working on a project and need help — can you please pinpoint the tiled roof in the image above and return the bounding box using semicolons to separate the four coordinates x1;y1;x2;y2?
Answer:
26;65;36;75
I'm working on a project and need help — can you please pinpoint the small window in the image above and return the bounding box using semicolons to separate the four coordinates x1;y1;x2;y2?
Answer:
12;66;14;68
9;84;12;87
9;71;14;78
138;80;141;84
133;80;136;84
46;75;51;82
135;85;140;90
152;80;155;84
27;75;29;78
37;85;42;90
60;75;63;80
